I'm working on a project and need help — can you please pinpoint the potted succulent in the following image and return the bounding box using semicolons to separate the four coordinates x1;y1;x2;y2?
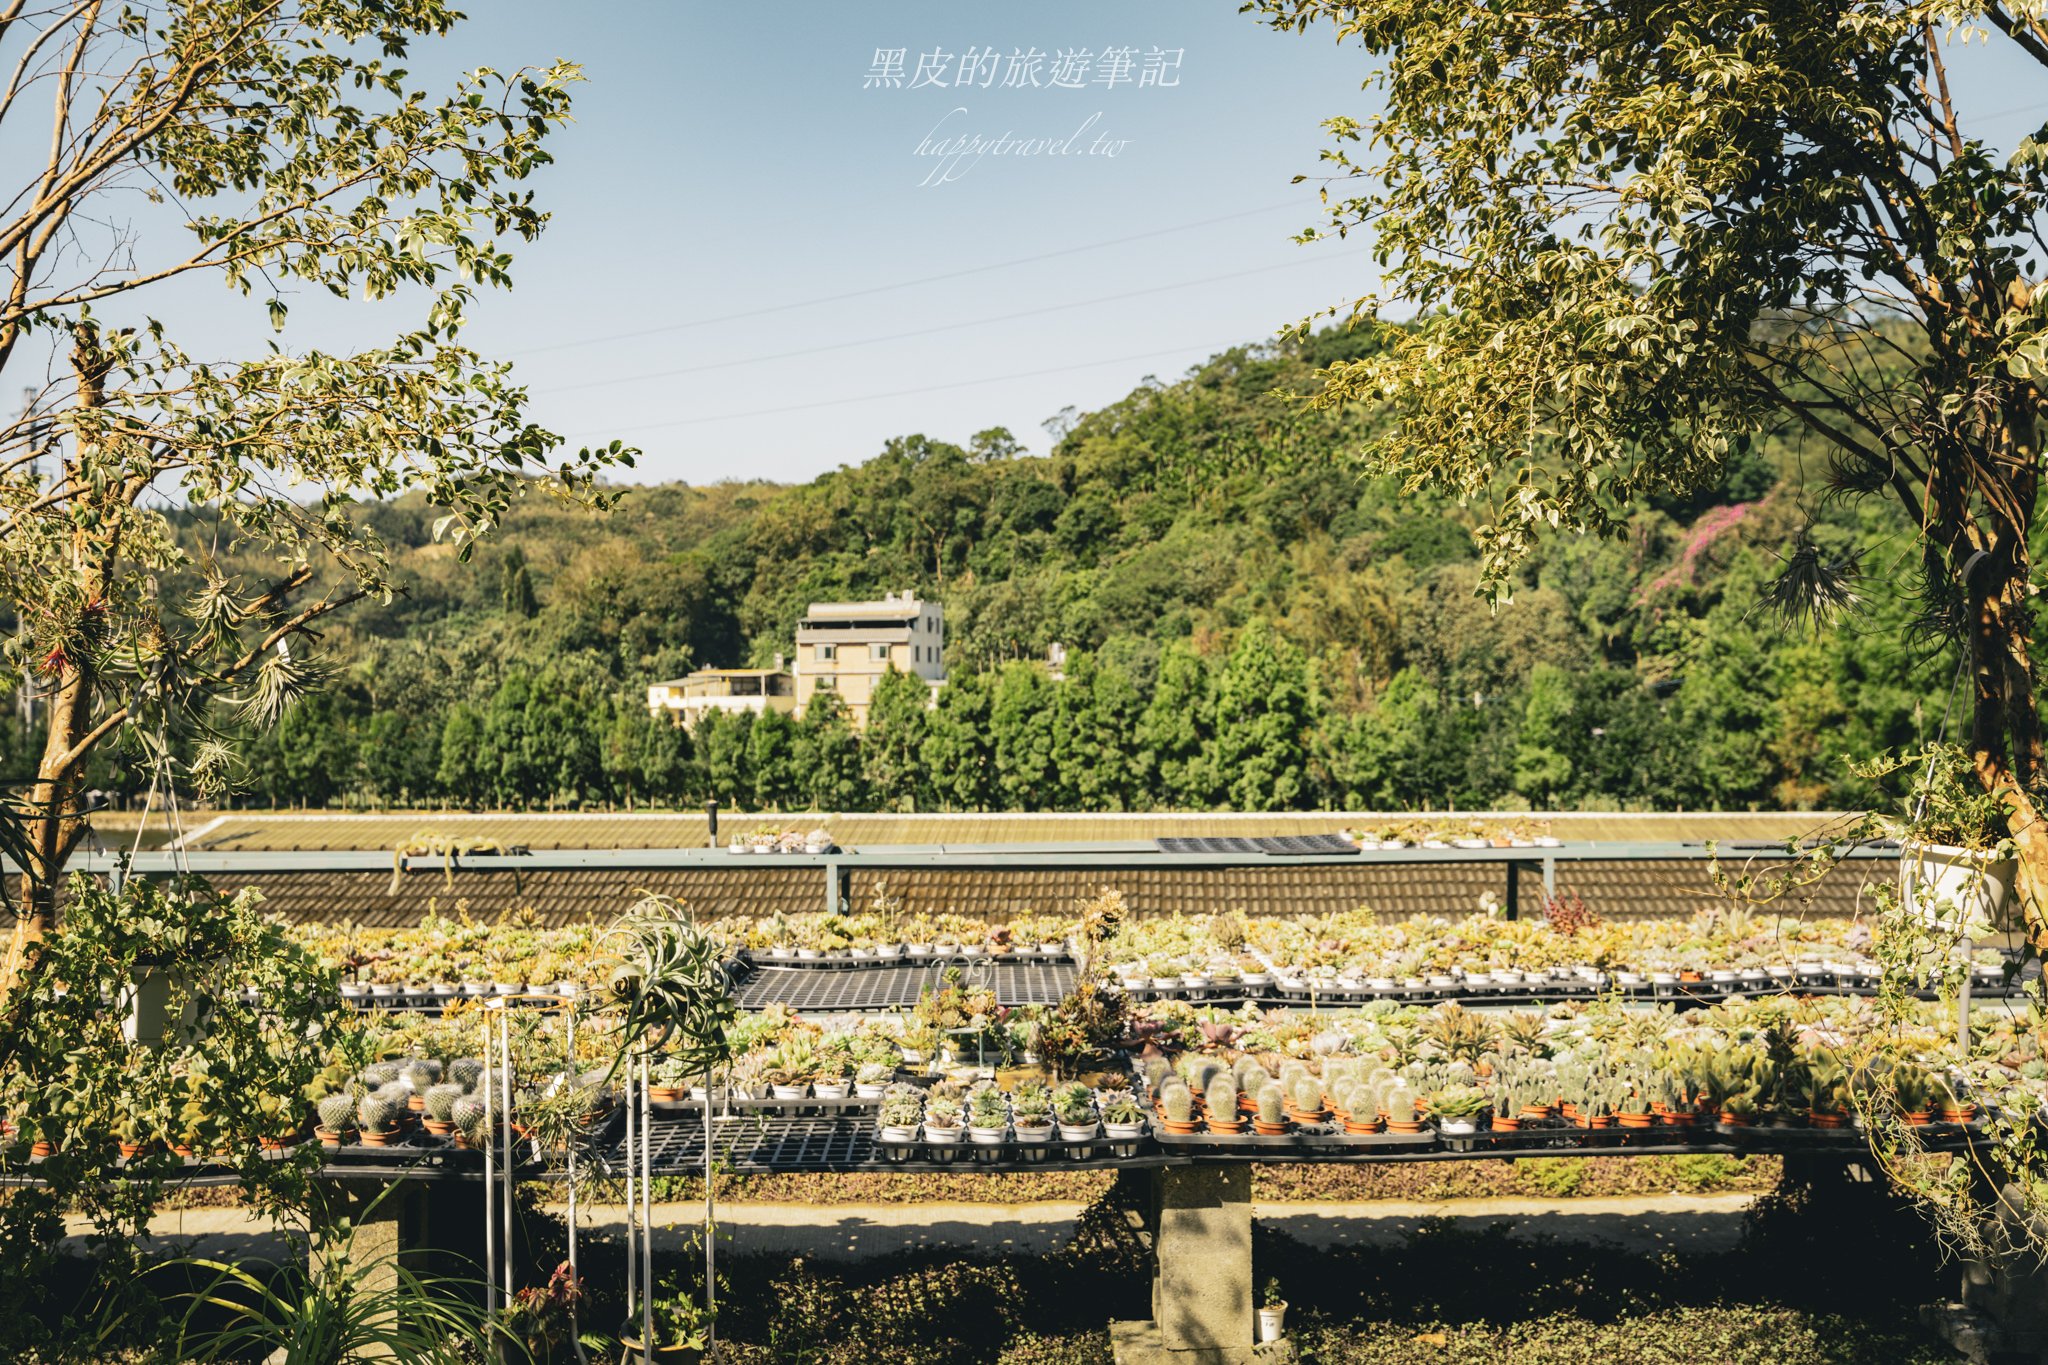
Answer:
1055;1084;1099;1156
620;1269;711;1362
854;1060;895;1099
1426;1084;1489;1136
356;1093;400;1148
1101;1092;1147;1156
1258;1278;1288;1344
968;1086;1011;1153
922;1092;965;1159
1205;1077;1246;1135
1012;1083;1055;1159
877;1089;923;1160
422;1083;464;1138
812;1057;852;1101
1384;1086;1425;1136
1253;1084;1288;1135
314;1092;357;1150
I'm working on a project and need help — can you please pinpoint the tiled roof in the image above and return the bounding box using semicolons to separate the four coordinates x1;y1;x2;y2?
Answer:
192;856;1881;929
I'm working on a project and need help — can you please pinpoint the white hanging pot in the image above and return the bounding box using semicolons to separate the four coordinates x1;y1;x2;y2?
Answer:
1899;841;2019;936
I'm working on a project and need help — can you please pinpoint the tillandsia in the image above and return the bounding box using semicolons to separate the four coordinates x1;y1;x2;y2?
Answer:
598;896;738;1083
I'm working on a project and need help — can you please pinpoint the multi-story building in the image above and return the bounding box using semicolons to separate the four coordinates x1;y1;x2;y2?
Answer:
646;665;797;729
793;591;944;725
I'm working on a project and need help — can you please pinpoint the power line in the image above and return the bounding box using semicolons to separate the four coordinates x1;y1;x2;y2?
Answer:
542;252;1349;394
507;198;1310;357
574;337;1252;437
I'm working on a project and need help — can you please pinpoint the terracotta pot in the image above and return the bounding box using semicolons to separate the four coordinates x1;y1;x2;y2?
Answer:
1494;1115;1522;1132
1342;1117;1384;1135
118;1141;144;1159
259;1136;290;1152
29;1140;53;1158
359;1128;395;1147
315;1125;348;1149
1519;1104;1553;1121
1386;1119;1426;1135
1290;1107;1330;1124
649;1086;685;1104
1809;1111;1847;1130
1560;1102;1580;1120
423;1119;456;1137
1941;1105;1977;1124
1588;1114;1615;1129
1680;970;1703;983
1205;1118;1246;1135
1618;1112;1653;1129
173;1144;195;1158
407;1095;426;1113
1904;1110;1933;1126
1252;1120;1290;1135
1662;1111;1697;1128
1718;1111;1753;1128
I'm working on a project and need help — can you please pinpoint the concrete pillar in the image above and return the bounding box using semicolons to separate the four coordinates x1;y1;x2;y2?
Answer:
1932;1184;2048;1364
309;1179;433;1296
1112;1165;1264;1365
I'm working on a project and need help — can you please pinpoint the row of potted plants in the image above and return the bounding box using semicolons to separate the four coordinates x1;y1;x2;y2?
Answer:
872;1078;1149;1160
728;825;839;854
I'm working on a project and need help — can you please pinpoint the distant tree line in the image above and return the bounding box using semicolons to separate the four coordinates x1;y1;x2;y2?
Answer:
2;328;1961;815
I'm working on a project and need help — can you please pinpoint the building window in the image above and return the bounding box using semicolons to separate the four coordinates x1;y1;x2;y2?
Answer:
817;643;836;662
815;676;835;690
871;643;890;661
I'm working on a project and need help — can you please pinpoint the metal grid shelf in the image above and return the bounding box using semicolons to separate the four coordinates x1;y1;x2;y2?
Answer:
593;1111;1988;1175
730;960;1076;1012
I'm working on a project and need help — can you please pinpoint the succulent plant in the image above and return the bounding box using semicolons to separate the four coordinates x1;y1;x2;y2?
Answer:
403;1061;442;1092
879;1093;924;1128
424;1083;465;1122
1386;1086;1417;1123
923;1095;963;1130
316;1092;357;1131
1206;1077;1239;1117
1291;1076;1324;1113
1257;1084;1285;1124
1162;1087;1195;1123
361;1061;402;1088
356;1094;399;1133
449;1058;485;1091
969;1087;1010;1129
451;1095;486;1131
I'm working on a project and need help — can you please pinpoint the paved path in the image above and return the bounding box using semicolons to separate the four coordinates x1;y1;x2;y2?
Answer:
63;1193;1757;1264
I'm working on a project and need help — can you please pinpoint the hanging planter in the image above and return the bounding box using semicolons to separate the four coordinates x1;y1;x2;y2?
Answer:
1899;840;2019;936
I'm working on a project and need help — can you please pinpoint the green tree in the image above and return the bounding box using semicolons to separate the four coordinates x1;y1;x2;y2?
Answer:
923;672;996;810
798;693;867;812
863;668;932;811
436;704;491;808
1136;641;1217;808
695;709;754;811
990;661;1056;810
0;4;629;964
1250;0;2048;944
748;707;802;812
1212;620;1316;810
1513;665;1578;807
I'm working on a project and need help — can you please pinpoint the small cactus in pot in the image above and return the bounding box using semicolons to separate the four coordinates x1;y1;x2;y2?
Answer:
356;1094;400;1147
315;1092;356;1145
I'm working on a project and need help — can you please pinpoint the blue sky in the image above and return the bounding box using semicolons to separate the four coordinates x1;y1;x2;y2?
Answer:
453;1;1380;484
28;2;2048;489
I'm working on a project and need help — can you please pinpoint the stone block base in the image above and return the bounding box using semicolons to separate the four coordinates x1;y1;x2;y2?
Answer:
1111;1319;1294;1365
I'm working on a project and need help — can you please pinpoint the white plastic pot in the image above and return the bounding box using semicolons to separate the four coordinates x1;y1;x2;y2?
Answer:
1900;841;2019;936
1258;1303;1287;1343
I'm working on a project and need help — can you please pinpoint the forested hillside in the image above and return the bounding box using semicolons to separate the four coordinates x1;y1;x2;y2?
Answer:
2;328;1952;813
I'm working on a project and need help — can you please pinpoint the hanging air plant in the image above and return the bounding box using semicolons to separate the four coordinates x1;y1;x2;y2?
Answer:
1757;529;1861;631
